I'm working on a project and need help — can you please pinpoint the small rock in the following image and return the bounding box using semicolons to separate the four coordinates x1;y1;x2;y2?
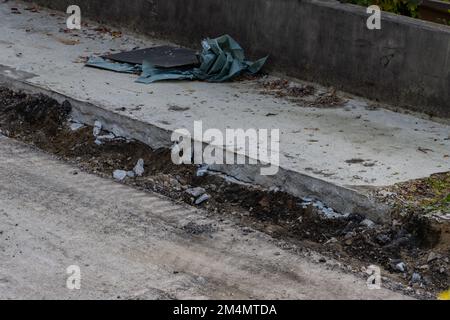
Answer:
411;272;421;283
360;218;376;229
133;159;145;177
207;184;217;192
186;187;206;198
379;190;395;197
344;231;356;240
395;262;406;273
70;121;85;131
196;276;207;285
93;120;102;137
196;164;209;177
376;234;391;245
126;171;135;178
325;237;338;244
427;251;441;263
195;194;210;205
113;170;127;181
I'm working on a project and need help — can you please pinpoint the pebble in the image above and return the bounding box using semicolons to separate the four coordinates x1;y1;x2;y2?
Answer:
427;251;441;263
93;120;102;137
186;187;206;198
196;164;209;177
113;170;127;181
376;234;391;245
395;262;406;273
411;272;421;283
133;159;145;177
195;194;210;205
344;231;355;240
70;121;84;131
96;133;116;142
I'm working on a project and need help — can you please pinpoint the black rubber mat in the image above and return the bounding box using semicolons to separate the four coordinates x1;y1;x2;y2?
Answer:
103;46;199;68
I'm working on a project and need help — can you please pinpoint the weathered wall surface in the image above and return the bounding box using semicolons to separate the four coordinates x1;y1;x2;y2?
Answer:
27;0;450;117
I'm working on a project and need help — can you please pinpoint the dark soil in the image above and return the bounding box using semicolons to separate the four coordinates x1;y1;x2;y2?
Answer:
0;87;448;299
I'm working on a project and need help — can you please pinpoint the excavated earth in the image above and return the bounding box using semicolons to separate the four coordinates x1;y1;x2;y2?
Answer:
0;87;448;299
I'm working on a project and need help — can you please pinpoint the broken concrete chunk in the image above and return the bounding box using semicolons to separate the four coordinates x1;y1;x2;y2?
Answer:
360;219;376;229
186;187;206;198
195;194;210;205
394;262;406;273
376;234;391;245
97;133;116;141
133;158;145;176
427;251;442;263
113;170;127;181
411;272;421;284
69;121;85;131
93;120;102;137
196;164;209;177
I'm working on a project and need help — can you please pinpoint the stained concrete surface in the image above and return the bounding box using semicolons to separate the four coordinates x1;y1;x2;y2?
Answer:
0;135;411;300
24;0;450;117
0;1;449;218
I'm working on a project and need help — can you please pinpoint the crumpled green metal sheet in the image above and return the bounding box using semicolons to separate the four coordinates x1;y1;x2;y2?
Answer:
86;35;267;84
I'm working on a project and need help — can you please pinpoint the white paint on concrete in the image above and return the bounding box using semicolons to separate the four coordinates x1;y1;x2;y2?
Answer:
0;1;449;192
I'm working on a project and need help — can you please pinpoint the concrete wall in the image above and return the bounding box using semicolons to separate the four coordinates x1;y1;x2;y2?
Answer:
27;0;450;117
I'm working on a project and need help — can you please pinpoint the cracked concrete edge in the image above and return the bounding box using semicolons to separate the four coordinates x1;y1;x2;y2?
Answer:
0;73;391;223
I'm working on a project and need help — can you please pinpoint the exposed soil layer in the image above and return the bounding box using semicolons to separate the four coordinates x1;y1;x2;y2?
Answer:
0;87;448;299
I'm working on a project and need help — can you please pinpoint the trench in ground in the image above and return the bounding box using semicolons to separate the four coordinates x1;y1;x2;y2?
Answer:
0;87;448;299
